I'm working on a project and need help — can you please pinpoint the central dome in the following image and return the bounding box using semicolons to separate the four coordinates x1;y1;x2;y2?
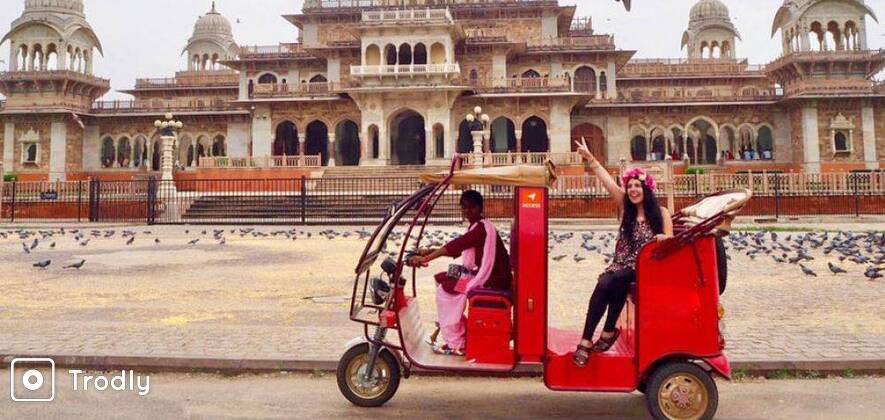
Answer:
24;0;84;15
690;0;730;22
193;3;233;37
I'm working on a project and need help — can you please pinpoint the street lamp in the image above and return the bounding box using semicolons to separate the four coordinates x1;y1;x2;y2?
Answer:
153;113;184;195
466;106;490;165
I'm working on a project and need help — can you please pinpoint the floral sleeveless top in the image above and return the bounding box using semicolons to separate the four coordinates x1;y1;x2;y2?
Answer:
605;220;655;273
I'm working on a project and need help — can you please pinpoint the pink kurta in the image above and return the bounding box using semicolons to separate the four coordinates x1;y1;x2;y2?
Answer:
435;219;498;350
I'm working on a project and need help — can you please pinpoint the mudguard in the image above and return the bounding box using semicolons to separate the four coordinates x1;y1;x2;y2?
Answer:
703;355;731;379
343;336;406;375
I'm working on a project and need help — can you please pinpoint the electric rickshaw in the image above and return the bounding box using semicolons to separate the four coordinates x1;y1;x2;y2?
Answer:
337;159;751;420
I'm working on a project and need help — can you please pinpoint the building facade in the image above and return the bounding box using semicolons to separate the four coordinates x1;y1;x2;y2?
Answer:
0;0;882;182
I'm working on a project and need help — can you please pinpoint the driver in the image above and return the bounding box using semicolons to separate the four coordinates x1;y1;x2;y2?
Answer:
407;190;512;356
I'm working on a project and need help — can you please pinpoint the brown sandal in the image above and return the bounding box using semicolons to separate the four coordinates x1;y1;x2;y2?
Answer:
591;329;621;353
572;344;592;368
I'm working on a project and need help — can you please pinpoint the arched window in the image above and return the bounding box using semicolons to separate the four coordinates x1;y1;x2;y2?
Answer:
413;43;427;65
385;44;397;65
574;66;597;93
469;69;479;84
757;126;774;160
212;135;226;157
430;43;445;64
631;136;647;161
834;131;849;152
398;43;412;65
101;137;115;168
309;74;327;83
117;137;132;168
521;69;541;78
258;73;278;84
365;44;381;65
521;117;548;153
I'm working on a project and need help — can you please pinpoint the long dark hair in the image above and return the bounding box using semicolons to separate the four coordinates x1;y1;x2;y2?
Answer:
621;183;664;249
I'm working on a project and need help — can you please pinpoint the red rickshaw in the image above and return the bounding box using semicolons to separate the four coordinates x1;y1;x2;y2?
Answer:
337;160;751;420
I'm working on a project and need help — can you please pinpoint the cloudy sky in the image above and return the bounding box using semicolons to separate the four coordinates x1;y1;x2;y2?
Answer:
1;0;883;100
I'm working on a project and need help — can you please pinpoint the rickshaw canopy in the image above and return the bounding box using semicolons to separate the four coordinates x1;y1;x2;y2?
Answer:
420;161;558;188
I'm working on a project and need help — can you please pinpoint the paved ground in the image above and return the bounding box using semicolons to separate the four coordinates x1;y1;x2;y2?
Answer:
1;370;883;419
0;223;882;364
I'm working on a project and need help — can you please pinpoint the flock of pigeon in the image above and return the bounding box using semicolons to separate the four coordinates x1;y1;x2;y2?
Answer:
725;230;884;280
3;225;882;280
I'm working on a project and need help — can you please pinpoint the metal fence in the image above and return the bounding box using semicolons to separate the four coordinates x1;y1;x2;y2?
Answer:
1;173;883;224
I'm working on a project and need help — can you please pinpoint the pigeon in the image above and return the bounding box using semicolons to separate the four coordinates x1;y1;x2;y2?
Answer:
864;267;883;280
828;262;847;275
79;239;90;247
33;259;51;269
126;237;135;246
219;238;226;246
799;264;817;277
552;255;567;262
64;259;86;270
22;243;30;254
573;255;586;263
188;239;200;245
155;238;161;244
49;242;56;249
30;238;39;250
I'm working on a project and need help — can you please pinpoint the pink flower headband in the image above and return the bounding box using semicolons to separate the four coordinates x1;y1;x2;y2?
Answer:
622;167;657;191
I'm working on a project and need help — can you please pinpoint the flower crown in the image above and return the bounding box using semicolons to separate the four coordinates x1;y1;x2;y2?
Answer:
622;167;657;191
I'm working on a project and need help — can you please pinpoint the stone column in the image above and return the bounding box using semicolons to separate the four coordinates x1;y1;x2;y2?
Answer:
862;105;877;170
9;43;17;72
327;133;336;167
159;135;177;195
425;128;433;163
515;129;523;155
801;104;821;173
606;61;617;100
297;133;306;156
3;123;14;173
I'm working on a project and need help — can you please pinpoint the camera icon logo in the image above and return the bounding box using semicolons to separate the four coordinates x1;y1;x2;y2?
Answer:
10;358;55;402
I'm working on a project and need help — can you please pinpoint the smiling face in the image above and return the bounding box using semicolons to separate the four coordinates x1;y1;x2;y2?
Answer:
626;178;645;206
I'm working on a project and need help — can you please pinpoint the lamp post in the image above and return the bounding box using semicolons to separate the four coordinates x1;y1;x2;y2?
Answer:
153;113;183;195
466;106;490;166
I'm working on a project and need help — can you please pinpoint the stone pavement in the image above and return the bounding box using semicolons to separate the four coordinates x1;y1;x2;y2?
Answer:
0;224;882;367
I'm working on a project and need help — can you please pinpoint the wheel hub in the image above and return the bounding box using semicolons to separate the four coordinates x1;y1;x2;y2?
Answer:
658;373;709;420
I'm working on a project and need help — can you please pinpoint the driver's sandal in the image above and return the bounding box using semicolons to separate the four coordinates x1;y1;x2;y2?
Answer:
572;344;592;368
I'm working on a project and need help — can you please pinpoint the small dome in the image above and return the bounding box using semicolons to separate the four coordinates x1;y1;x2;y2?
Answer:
193;2;233;38
690;0;731;22
24;0;84;15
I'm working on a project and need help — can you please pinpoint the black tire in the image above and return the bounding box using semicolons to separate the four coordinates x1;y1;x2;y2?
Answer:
337;343;401;407
645;361;719;420
637;381;647;394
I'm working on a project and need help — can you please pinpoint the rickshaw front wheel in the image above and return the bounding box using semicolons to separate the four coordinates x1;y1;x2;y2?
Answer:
337;343;401;407
645;361;718;420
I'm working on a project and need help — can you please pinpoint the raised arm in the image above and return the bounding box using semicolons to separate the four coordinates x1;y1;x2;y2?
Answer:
574;138;624;206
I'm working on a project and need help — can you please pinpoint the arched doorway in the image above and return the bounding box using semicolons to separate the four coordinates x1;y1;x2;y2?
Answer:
758;126;774;160
490;117;517;153
178;136;193;167
368;125;379;159
305;121;329;166
390;110;425;165
521;117;548;152
117;137;131;167
703;135;718;164
571;123;606;163
335;120;360;166
212;135;226;157
457;119;473;154
274;121;299;156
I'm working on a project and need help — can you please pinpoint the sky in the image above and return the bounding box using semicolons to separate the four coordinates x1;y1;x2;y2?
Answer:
0;0;883;100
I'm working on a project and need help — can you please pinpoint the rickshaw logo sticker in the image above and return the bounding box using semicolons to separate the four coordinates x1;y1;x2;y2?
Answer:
521;190;542;208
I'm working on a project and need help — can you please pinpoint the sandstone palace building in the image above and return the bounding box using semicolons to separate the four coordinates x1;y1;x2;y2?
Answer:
0;0;882;182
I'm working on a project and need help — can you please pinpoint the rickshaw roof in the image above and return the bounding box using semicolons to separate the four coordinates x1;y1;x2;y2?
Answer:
420;162;557;188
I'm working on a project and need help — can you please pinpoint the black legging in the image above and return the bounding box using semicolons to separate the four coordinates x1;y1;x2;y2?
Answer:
581;268;635;341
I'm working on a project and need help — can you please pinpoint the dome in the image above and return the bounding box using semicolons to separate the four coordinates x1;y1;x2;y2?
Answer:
193;2;233;38
24;0;84;16
690;0;730;22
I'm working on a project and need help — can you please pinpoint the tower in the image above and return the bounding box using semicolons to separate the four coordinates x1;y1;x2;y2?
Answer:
681;0;741;59
0;0;109;110
183;2;238;71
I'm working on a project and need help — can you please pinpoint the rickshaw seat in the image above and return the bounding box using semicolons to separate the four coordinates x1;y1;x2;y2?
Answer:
467;288;513;303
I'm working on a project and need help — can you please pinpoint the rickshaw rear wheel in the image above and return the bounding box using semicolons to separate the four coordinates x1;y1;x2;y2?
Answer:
645;361;718;420
337;343;400;407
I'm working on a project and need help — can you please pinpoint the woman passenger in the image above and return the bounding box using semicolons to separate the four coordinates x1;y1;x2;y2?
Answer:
572;138;673;368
